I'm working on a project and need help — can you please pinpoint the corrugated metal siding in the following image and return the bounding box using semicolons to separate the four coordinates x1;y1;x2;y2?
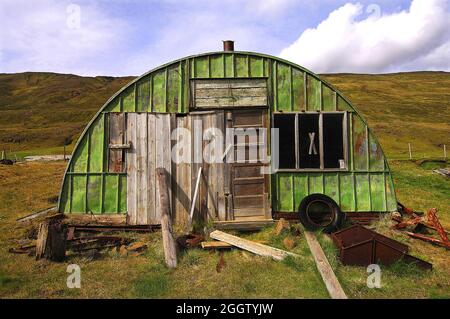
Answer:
59;51;397;215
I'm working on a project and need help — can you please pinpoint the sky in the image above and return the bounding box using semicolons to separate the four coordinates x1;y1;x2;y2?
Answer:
0;0;449;76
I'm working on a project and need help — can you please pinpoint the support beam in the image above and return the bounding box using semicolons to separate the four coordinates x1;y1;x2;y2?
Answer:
304;231;347;299
156;167;177;268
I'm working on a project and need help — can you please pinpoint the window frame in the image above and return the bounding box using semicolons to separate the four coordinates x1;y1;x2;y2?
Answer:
272;111;349;172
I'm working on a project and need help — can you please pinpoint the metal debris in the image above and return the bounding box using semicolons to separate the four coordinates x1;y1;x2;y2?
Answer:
331;225;432;270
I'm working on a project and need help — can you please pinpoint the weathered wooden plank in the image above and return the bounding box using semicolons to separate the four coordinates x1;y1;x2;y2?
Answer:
195;87;267;99
201;239;268;249
156;167;177;268
136;114;148;224
64;213;126;225
147;114;156;224
126;113;137;224
195;96;267;108
216;111;226;220
304;231;347;299
195;79;267;89
174;116;191;228
210;230;297;261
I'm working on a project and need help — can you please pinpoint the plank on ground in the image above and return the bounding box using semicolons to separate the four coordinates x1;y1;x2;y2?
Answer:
304;231;347;299
209;230;297;261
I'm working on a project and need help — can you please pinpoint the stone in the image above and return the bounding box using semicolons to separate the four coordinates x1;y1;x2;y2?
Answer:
283;237;296;250
126;242;147;252
274;218;291;236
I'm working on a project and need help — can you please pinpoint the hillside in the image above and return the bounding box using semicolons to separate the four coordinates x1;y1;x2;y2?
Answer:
0;71;449;159
321;72;450;159
0;72;134;154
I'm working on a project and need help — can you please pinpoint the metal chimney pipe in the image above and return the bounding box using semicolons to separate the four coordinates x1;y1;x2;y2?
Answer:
223;40;234;51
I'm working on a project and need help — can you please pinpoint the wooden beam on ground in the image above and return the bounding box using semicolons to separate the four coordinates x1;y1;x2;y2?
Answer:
63;214;127;226
17;206;57;222
304;231;347;299
156;167;177;268
201;240;268;250
209;230;298;261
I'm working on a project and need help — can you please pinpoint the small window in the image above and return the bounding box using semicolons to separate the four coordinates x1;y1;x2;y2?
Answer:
323;113;344;169
273;114;296;169
298;114;320;168
273;112;347;170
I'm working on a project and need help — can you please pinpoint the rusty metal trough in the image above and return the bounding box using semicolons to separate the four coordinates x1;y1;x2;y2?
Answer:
331;225;432;270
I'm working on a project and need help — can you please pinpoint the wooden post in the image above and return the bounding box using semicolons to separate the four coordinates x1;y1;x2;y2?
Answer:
1;149;5;160
408;143;412;160
36;221;66;262
444;145;447;160
156;167;177;268
64;145;66;161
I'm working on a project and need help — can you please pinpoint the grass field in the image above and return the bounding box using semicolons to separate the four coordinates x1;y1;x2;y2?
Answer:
0;71;449;298
0;159;448;299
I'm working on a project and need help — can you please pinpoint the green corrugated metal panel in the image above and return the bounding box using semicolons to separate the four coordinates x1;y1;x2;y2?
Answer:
71;136;88;172
369;131;384;171
306;74;321;111
152;70;166;112
352;114;368;171
276;63;291;112
87;175;102;213
293;174;308;211
89;116;104;172
324;173;339;205
122;86;135;112
386;173;397;211
355;173;370;211
71;175;87;213
210;55;224;78
322;84;335;111
291;68;305;111
119;175;127;213
339;173;355;211
167;65;180;113
249;56;264;77
136;76;151;112
59;51;397;216
235;54;249;77
103;175;119;213
224;54;234;77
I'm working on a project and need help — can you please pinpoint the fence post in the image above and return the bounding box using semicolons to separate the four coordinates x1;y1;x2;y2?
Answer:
444;145;447;160
408;143;412;160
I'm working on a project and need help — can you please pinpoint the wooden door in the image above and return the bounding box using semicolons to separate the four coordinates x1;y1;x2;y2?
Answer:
229;109;270;220
126;113;173;225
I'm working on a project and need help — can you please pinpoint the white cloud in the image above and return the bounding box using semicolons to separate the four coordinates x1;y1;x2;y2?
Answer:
279;0;450;73
0;0;128;75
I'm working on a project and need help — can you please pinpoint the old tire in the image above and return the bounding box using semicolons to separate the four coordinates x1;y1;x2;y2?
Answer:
298;194;344;233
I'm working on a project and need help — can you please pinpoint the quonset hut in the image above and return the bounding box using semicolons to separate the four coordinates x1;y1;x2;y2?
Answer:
58;41;396;231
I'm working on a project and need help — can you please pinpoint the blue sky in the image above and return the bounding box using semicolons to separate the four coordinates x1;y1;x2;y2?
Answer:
0;0;449;76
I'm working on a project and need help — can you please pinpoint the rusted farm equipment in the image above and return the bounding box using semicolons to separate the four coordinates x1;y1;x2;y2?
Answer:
393;207;450;250
331;225;432;270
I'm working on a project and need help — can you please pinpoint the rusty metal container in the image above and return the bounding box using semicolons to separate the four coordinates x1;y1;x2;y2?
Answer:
331;225;432;270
